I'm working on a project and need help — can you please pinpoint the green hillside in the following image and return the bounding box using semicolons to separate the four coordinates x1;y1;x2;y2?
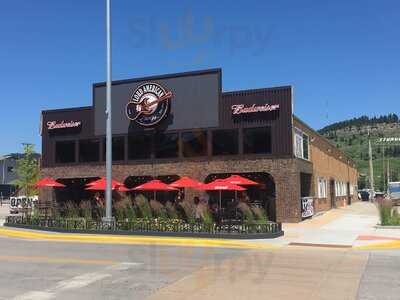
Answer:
319;114;400;191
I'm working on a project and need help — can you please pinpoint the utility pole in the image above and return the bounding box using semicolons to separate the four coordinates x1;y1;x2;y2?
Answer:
382;145;385;192
368;128;374;200
105;0;113;222
387;158;390;193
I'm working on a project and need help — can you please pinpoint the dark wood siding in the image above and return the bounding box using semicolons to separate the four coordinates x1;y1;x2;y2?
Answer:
41;107;94;167
41;85;294;167
220;86;293;157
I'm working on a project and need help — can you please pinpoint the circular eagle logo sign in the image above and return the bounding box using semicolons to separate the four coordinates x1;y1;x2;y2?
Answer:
126;82;172;127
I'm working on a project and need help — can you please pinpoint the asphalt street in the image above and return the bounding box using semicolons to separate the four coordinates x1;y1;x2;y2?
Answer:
1;203;400;299
0;235;399;299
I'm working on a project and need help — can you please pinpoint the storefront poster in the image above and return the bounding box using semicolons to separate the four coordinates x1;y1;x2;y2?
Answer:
301;197;314;218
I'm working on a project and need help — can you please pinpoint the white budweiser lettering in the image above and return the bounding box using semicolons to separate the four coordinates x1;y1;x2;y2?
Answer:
231;103;280;115
47;120;82;130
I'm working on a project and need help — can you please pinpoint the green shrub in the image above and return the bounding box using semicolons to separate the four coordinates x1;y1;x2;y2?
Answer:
134;194;152;219
123;197;136;221
237;202;254;223
165;201;178;219
93;204;105;220
149;199;168;219
379;205;400;226
64;201;79;218
196;202;213;226
113;196;136;222
252;207;267;224
79;200;92;220
179;199;196;224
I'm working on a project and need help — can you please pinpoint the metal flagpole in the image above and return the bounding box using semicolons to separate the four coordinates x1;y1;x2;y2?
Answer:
105;0;113;221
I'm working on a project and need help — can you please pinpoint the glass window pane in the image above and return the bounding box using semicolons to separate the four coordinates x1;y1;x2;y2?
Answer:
182;130;207;157
128;134;152;160
55;141;75;163
79;139;100;162
212;129;239;155
155;132;179;158
243;127;271;154
303;134;309;160
103;137;125;161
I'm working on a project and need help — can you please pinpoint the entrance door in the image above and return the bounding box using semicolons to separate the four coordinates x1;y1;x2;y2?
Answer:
346;182;351;205
330;179;336;208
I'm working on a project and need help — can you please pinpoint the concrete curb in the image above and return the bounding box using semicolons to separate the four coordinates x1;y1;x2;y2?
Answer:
374;225;400;229
0;227;279;250
354;240;400;250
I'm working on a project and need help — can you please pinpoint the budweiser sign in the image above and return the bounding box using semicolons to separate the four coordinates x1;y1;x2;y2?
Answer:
231;103;280;115
47;120;82;130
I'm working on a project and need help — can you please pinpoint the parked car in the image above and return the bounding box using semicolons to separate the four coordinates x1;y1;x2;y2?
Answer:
358;190;370;201
388;182;400;206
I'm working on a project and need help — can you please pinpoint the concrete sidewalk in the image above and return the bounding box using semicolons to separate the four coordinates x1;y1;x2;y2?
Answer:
0;203;9;226
2;201;400;250
269;201;400;249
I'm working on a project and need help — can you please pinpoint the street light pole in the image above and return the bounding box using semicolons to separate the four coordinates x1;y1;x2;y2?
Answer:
105;0;113;221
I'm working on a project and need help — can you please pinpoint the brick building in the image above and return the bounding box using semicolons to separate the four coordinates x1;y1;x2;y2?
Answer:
40;69;358;222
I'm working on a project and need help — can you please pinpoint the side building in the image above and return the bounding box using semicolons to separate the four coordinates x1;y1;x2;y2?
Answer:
0;153;41;198
39;68;358;222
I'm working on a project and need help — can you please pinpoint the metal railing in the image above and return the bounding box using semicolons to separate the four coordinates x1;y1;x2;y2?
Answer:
5;216;283;236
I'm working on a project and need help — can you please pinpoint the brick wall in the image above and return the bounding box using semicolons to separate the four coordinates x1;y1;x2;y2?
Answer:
41;156;303;223
294;118;359;214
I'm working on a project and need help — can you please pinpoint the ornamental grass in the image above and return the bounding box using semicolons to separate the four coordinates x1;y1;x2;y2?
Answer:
149;199;168;219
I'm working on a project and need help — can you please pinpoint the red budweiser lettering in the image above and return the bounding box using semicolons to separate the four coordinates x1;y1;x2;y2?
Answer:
231;103;280;115
47;120;82;130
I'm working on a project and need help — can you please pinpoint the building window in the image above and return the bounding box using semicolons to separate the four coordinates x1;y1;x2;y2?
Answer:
212;129;239;155
79;139;100;162
55;140;75;163
155;132;179;158
103;136;125;161
7;166;14;173
128;134;152;160
317;177;327;198
303;134;309;160
335;181;347;197
243;127;272;154
182;130;207;157
294;128;310;160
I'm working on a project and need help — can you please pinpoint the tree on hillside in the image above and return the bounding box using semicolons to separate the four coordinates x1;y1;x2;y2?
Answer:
319;113;399;134
14;144;39;196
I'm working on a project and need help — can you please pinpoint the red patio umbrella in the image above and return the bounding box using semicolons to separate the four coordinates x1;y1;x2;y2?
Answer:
169;176;202;188
85;177;123;188
85;177;123;191
117;185;131;192
223;175;259;201
223;175;259;186
133;179;178;201
198;179;246;211
35;178;65;188
169;176;202;201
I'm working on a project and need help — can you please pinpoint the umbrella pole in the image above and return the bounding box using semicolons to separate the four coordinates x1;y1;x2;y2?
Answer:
219;190;222;221
154;191;156;201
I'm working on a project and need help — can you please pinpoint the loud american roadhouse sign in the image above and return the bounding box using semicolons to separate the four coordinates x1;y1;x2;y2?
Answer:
126;82;173;127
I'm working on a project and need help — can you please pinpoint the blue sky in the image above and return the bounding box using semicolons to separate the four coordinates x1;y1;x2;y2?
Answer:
0;0;399;154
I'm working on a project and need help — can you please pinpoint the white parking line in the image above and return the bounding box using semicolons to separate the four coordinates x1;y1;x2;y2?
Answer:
12;262;142;300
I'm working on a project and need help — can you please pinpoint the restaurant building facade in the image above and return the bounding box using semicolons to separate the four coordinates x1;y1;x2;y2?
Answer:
40;69;358;222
